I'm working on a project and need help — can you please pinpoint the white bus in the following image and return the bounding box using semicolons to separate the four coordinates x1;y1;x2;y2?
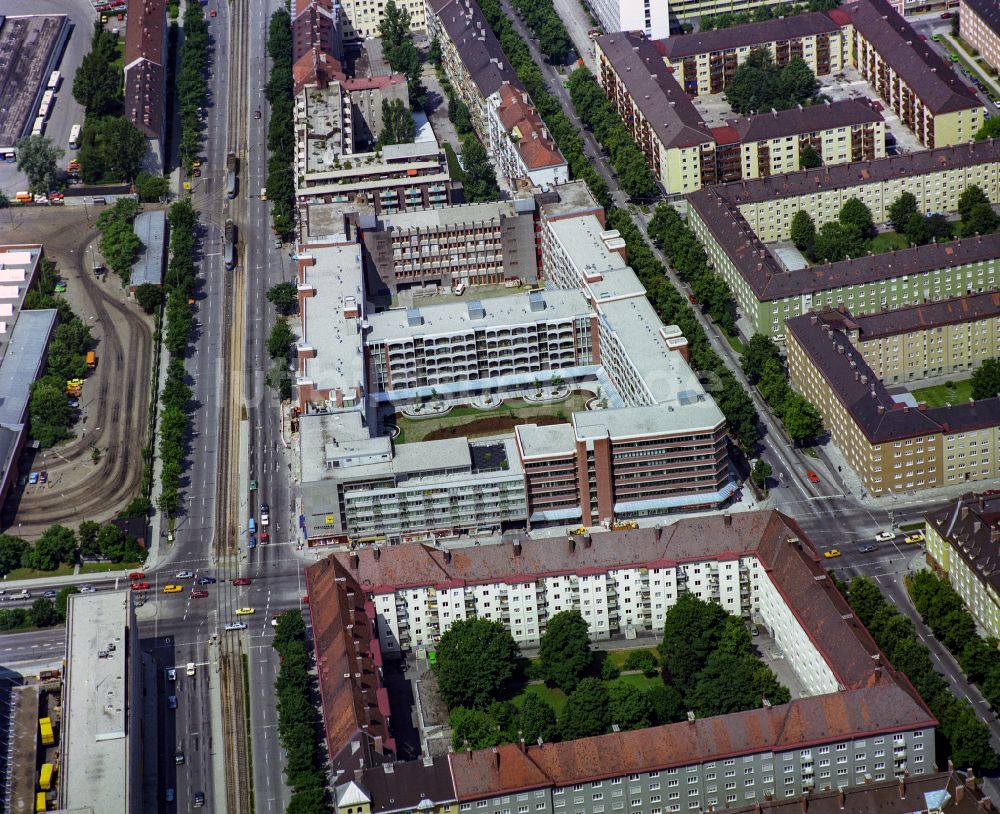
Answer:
38;99;51;120
47;71;61;91
31;117;45;137
68;124;82;150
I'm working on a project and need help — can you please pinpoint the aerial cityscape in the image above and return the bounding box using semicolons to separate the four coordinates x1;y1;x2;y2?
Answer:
2;0;1000;810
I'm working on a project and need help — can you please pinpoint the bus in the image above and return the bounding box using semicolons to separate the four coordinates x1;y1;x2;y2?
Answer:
47;71;61;91
68;124;81;150
31;117;45;137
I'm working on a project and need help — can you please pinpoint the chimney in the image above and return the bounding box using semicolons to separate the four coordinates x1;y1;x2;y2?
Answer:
837;789;846;809
898;779;906;799
967;769;977;791
956;786;966;803
493;747;500;769
583;535;592;549
374;735;384;754
374;547;380;561
513;539;522;556
350;553;360;569
444;549;452;564
724;514;732;527
800;797;808;813
568;536;576;553
354;768;364;783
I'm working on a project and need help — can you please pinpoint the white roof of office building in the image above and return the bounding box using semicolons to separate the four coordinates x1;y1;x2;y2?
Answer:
516;421;576;458
365;289;590;343
573;401;723;440
548;215;629;278
130;210;166;287
298;243;366;400
373;199;528;232
299;411;390;483
0;245;42;359
62;590;133;814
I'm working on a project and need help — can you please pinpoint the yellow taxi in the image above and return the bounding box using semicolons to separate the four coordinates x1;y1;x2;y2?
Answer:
163;584;183;593
235;607;255;616
904;532;924;544
823;549;841;559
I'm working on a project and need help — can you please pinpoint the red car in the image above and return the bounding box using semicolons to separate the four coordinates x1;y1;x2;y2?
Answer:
806;470;820;483
232;577;252;586
260;531;269;545
129;571;146;580
210;7;217;15
131;581;150;591
190;590;209;598
940;11;952;17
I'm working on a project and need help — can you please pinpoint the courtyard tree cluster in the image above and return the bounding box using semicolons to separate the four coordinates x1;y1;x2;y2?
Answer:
724;49;819;115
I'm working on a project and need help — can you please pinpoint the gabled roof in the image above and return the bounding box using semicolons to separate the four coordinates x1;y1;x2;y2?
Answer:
927;491;1000;600
844;0;983;115
963;0;1000;38
658;11;840;60
847;291;1000;340
595;32;714;150
731;99;882;142
497;83;566;171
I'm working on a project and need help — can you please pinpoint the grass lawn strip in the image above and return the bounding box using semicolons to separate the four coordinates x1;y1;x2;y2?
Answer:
909;378;974;408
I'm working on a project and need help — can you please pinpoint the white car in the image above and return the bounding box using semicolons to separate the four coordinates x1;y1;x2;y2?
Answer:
166;668;177;681
176;570;195;579
80;585;97;593
875;531;896;542
225;621;247;631
186;662;196;676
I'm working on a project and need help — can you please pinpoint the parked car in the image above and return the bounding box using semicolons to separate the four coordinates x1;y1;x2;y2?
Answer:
165;788;175;802
166;668;177;681
39;471;47;483
28;472;39;485
806;470;820;483
167;695;177;709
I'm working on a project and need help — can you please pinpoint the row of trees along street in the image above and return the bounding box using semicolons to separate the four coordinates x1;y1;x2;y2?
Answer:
265;10;296;236
177;4;209;171
840;574;997;771
435;599;788;750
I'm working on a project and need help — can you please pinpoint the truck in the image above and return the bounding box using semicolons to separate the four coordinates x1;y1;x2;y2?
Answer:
224;220;236;270
39;763;54;791
86;351;96;369
226;152;238;199
39;717;54;746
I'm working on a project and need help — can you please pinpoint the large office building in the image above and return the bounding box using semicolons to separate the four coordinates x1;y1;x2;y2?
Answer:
786;308;1000;495
960;0;1000;73
307;511;938;814
123;0;167;169
659;13;846;96
925;492;1000;640
295;182;733;543
595;33;883;195
359;198;540;295
59;591;142;814
835;0;985;148
427;0;568;189
686;140;1000;336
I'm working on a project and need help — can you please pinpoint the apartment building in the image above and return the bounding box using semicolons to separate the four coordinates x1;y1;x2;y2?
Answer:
299;410;527;543
686;140;1000;335
339;0;425;41
830;292;1000;383
427;0;567;189
590;0;669;41
960;0;1000;73
291;0;345;92
925;492;1000;640
787;309;1000;495
836;0;985;147
595;34;882;195
123;0;167;169
360;198;539;295
659;13;845;96
307;511;938;810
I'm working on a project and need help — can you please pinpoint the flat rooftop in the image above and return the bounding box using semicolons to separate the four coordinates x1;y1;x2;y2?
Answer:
298;243;366;400
62;590;132;814
0;246;42;359
365;289;591;343
548;215;629;280
130;210;166;288
373;199;523;232
0;15;70;147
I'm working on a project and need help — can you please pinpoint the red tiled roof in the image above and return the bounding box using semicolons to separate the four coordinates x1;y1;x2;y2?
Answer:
306;556;391;774
711;126;740;145
124;0;166;141
497;84;565;171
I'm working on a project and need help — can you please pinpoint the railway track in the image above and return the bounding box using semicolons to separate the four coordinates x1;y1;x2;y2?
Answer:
217;0;253;810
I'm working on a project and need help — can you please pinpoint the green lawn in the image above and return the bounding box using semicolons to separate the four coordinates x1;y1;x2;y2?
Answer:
80;560;143;574
5;564;75;580
605;646;659;670
910;378;974;408
393;394;591;444
725;333;745;353
511;674;662;716
870;231;909;254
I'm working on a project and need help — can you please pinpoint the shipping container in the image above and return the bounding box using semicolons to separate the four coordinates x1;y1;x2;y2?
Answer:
39;763;53;791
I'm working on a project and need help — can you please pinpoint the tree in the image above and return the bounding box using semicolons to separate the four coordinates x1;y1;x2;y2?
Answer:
799;144;821;169
888;192;919;233
750;459;772;490
538;610;591;692
119;496;153;518
27;525;77;570
740;334;783;385
28;598;60;628
267;282;298;316
428;37;442;66
56;586;80;621
267;362;293;400
378;0;425;108
646;684;685;725
790;210;816;255
29;378;73;447
101;117;148;182
810;221;866;263
135;283;165;314
975;117;1000;141
725;49;817;115
781;392;823;444
72;25;122;115
622;649;658;677
961;202;1000;237
434;617;520;709
78;520;102;559
972;359;1000;400
461;136;500;203
450;707;502;750
960;638;999;684
136;173;170;202
838;197;874;238
607;682;652;731
15;136;64;195
559;678;609;740
377;99;415;147
658;593;728;688
958;184;991;222
273;609;307;651
717;616;753;657
0;534;28;576
847;576;887;627
268;317;295;359
517;693;558;744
